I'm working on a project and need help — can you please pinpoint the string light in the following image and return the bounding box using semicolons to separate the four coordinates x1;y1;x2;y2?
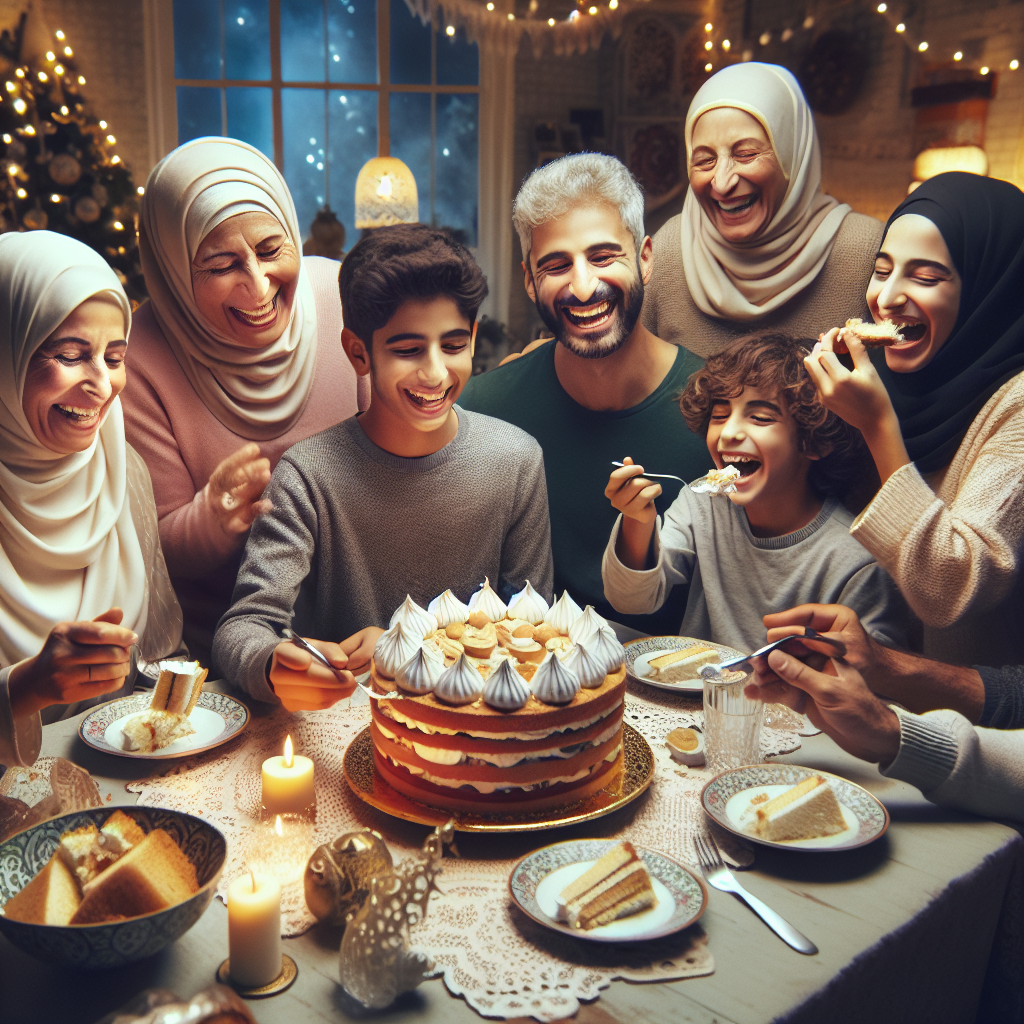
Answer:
16;187;25;198
704;62;713;72
23;124;34;135
64;47;72;57
78;76;85;85
507;12;514;20
876;2;886;10
486;2;493;9
547;16;555;25
781;28;793;41
953;51;962;61
4;82;13;92
113;221;124;230
918;41;928;51
722;39;730;50
45;51;54;61
37;71;47;81
137;186;145;195
705;22;713;32
609;0;618;9
589;5;597;13
445;24;455;35
705;40;712;50
2;134;9;142
54;65;63;75
980;65;990;75
1011;60;1020;70
106;134;116;144
60;105;68;114
896;23;905;33
111;155;121;164
7;164;17;175
803;15;814;28
14;68;24;77
55;29;65;39
99;120;107;129
759;31;771;45
13;98;25;113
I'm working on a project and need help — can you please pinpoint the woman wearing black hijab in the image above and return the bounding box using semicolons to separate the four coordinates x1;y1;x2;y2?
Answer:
804;172;1024;667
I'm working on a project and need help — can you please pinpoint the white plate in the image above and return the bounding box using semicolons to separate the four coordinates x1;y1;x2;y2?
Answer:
624;635;742;693
79;691;250;759
702;763;889;852
509;839;707;942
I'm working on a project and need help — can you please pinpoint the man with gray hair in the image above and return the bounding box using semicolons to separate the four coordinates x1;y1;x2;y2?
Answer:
458;153;708;634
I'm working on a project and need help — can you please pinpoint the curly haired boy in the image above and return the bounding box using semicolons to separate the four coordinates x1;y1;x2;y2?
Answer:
602;332;909;652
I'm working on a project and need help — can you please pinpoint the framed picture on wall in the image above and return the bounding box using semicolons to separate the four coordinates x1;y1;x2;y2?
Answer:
618;117;687;213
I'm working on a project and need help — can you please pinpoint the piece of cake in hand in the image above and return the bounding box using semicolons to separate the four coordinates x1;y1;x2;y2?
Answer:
749;775;847;842
556;841;657;930
121;661;209;753
70;827;199;924
843;317;903;348
1;851;81;925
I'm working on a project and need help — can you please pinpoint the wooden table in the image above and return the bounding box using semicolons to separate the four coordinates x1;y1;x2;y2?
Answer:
2;698;1021;1024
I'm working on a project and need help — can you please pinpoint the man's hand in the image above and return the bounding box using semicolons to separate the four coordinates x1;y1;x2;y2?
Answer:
606;457;661;570
762;604;879;681
204;442;273;536
746;649;902;765
340;626;384;675
269;638;355;712
8;608;138;719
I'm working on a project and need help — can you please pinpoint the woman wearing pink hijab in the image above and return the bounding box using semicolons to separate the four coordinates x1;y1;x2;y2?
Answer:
122;137;367;664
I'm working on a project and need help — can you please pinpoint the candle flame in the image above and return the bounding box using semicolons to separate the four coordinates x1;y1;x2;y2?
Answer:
249;867;257;892
275;815;283;836
376;174;393;199
284;734;294;768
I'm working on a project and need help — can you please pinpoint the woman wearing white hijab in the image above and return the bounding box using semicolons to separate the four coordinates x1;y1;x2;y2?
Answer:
122;137;366;665
643;62;883;359
0;231;183;767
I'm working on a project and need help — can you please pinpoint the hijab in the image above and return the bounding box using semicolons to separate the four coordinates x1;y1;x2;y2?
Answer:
0;231;147;667
680;62;851;321
873;172;1024;473
139;137;318;440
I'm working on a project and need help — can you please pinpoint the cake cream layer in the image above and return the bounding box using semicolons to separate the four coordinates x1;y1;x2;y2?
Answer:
374;746;623;813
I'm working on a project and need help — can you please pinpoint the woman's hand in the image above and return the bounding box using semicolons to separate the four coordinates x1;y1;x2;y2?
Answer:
268;637;356;712
805;329;910;483
7;609;138;719
605;457;661;570
204;442;273;536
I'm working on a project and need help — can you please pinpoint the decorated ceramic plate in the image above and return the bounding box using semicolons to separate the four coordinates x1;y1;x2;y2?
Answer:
624;635;743;693
701;763;889;852
509;839;707;942
79;691;250;759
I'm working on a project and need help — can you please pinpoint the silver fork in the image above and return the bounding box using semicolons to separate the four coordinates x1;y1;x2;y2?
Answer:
610;461;686;484
281;629;401;701
694;832;818;955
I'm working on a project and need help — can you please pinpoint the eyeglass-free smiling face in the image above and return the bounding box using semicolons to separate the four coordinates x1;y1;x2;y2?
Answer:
342;296;476;457
22;296;127;454
866;213;962;374
524;203;649;360
705;385;821;536
688;107;788;244
191;211;300;348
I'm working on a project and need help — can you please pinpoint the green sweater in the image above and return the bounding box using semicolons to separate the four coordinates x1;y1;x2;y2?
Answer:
457;342;708;634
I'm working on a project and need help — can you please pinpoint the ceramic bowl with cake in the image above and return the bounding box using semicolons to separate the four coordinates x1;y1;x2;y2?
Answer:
0;806;226;968
366;581;629;815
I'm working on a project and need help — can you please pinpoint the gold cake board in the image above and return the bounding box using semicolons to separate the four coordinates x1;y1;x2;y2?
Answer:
343;724;654;833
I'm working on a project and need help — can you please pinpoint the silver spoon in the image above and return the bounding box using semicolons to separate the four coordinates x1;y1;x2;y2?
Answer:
610;461;686;484
706;630;848;675
281;628;401;701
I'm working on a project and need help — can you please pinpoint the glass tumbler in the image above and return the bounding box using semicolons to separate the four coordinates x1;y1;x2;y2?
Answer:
702;666;763;773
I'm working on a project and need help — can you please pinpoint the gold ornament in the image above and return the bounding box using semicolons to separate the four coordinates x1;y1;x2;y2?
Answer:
338;820;456;1008
74;196;100;223
304;828;393;926
48;153;82;186
22;208;47;230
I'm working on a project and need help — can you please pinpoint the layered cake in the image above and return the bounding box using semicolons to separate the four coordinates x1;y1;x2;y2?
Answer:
121;661;208;753
556;840;656;930
369;581;628;814
749;775;847;842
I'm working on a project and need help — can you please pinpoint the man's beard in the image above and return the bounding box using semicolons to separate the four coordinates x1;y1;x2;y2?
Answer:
535;270;645;360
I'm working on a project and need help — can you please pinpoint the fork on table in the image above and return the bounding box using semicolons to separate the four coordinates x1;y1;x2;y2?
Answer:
694;832;818;955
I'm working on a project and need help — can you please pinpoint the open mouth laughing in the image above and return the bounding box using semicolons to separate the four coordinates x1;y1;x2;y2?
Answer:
714;193;757;214
720;451;762;477
55;404;102;425
231;291;279;328
404;385;453;414
560;296;617;330
888;318;927;343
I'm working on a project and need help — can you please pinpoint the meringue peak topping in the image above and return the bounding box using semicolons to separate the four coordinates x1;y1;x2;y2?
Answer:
483;658;532;711
468;576;508;621
389;595;436;639
530;652;580;706
434;653;484;706
507;580;550;625
544;591;583;635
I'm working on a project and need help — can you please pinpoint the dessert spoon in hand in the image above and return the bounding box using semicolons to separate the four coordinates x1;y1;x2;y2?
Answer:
280;628;400;700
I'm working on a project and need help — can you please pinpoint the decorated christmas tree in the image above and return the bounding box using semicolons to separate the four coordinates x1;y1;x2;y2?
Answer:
0;5;145;301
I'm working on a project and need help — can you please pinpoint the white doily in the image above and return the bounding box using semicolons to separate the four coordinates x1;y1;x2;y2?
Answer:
129;687;801;1020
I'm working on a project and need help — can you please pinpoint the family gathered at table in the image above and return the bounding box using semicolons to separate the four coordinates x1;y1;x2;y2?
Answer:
1;59;1023;1017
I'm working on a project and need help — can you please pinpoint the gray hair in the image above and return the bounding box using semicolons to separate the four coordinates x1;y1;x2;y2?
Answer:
512;153;645;266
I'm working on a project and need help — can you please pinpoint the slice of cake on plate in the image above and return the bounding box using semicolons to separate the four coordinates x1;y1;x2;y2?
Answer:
647;645;720;683
750;775;847;842
121;661;208;753
556;841;657;930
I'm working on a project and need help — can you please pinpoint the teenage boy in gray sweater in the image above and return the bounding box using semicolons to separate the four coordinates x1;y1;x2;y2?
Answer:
214;226;553;711
602;332;909;653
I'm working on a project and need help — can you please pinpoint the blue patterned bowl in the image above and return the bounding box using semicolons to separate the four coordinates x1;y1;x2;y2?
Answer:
0;806;225;969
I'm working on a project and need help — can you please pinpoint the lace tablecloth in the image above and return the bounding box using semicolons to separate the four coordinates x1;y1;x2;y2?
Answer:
128;686;802;1021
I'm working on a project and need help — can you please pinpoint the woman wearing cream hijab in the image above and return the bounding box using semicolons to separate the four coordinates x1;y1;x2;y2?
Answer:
644;62;883;358
122;137;365;665
0;231;183;767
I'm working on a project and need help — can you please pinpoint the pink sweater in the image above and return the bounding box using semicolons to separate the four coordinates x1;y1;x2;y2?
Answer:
122;255;367;664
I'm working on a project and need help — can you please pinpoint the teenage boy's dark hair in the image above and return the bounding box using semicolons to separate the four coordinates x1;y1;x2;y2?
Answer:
679;332;869;498
339;224;489;344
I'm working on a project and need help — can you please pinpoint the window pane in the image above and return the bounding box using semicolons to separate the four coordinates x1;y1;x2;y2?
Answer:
281;0;325;81
226;87;274;159
328;0;377;84
389;0;431;85
436;27;478;86
177;86;222;144
328;91;379;245
435;94;478;245
282;89;327;241
173;0;221;80
389;92;430;220
225;0;271;80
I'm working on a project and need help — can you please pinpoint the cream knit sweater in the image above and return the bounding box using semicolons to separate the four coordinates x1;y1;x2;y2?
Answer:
851;372;1024;666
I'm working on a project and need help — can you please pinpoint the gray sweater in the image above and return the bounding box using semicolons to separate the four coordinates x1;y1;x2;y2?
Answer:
602;488;909;653
213;410;553;704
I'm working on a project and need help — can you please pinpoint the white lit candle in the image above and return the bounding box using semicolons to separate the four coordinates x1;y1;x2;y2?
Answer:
227;869;281;988
261;735;315;819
